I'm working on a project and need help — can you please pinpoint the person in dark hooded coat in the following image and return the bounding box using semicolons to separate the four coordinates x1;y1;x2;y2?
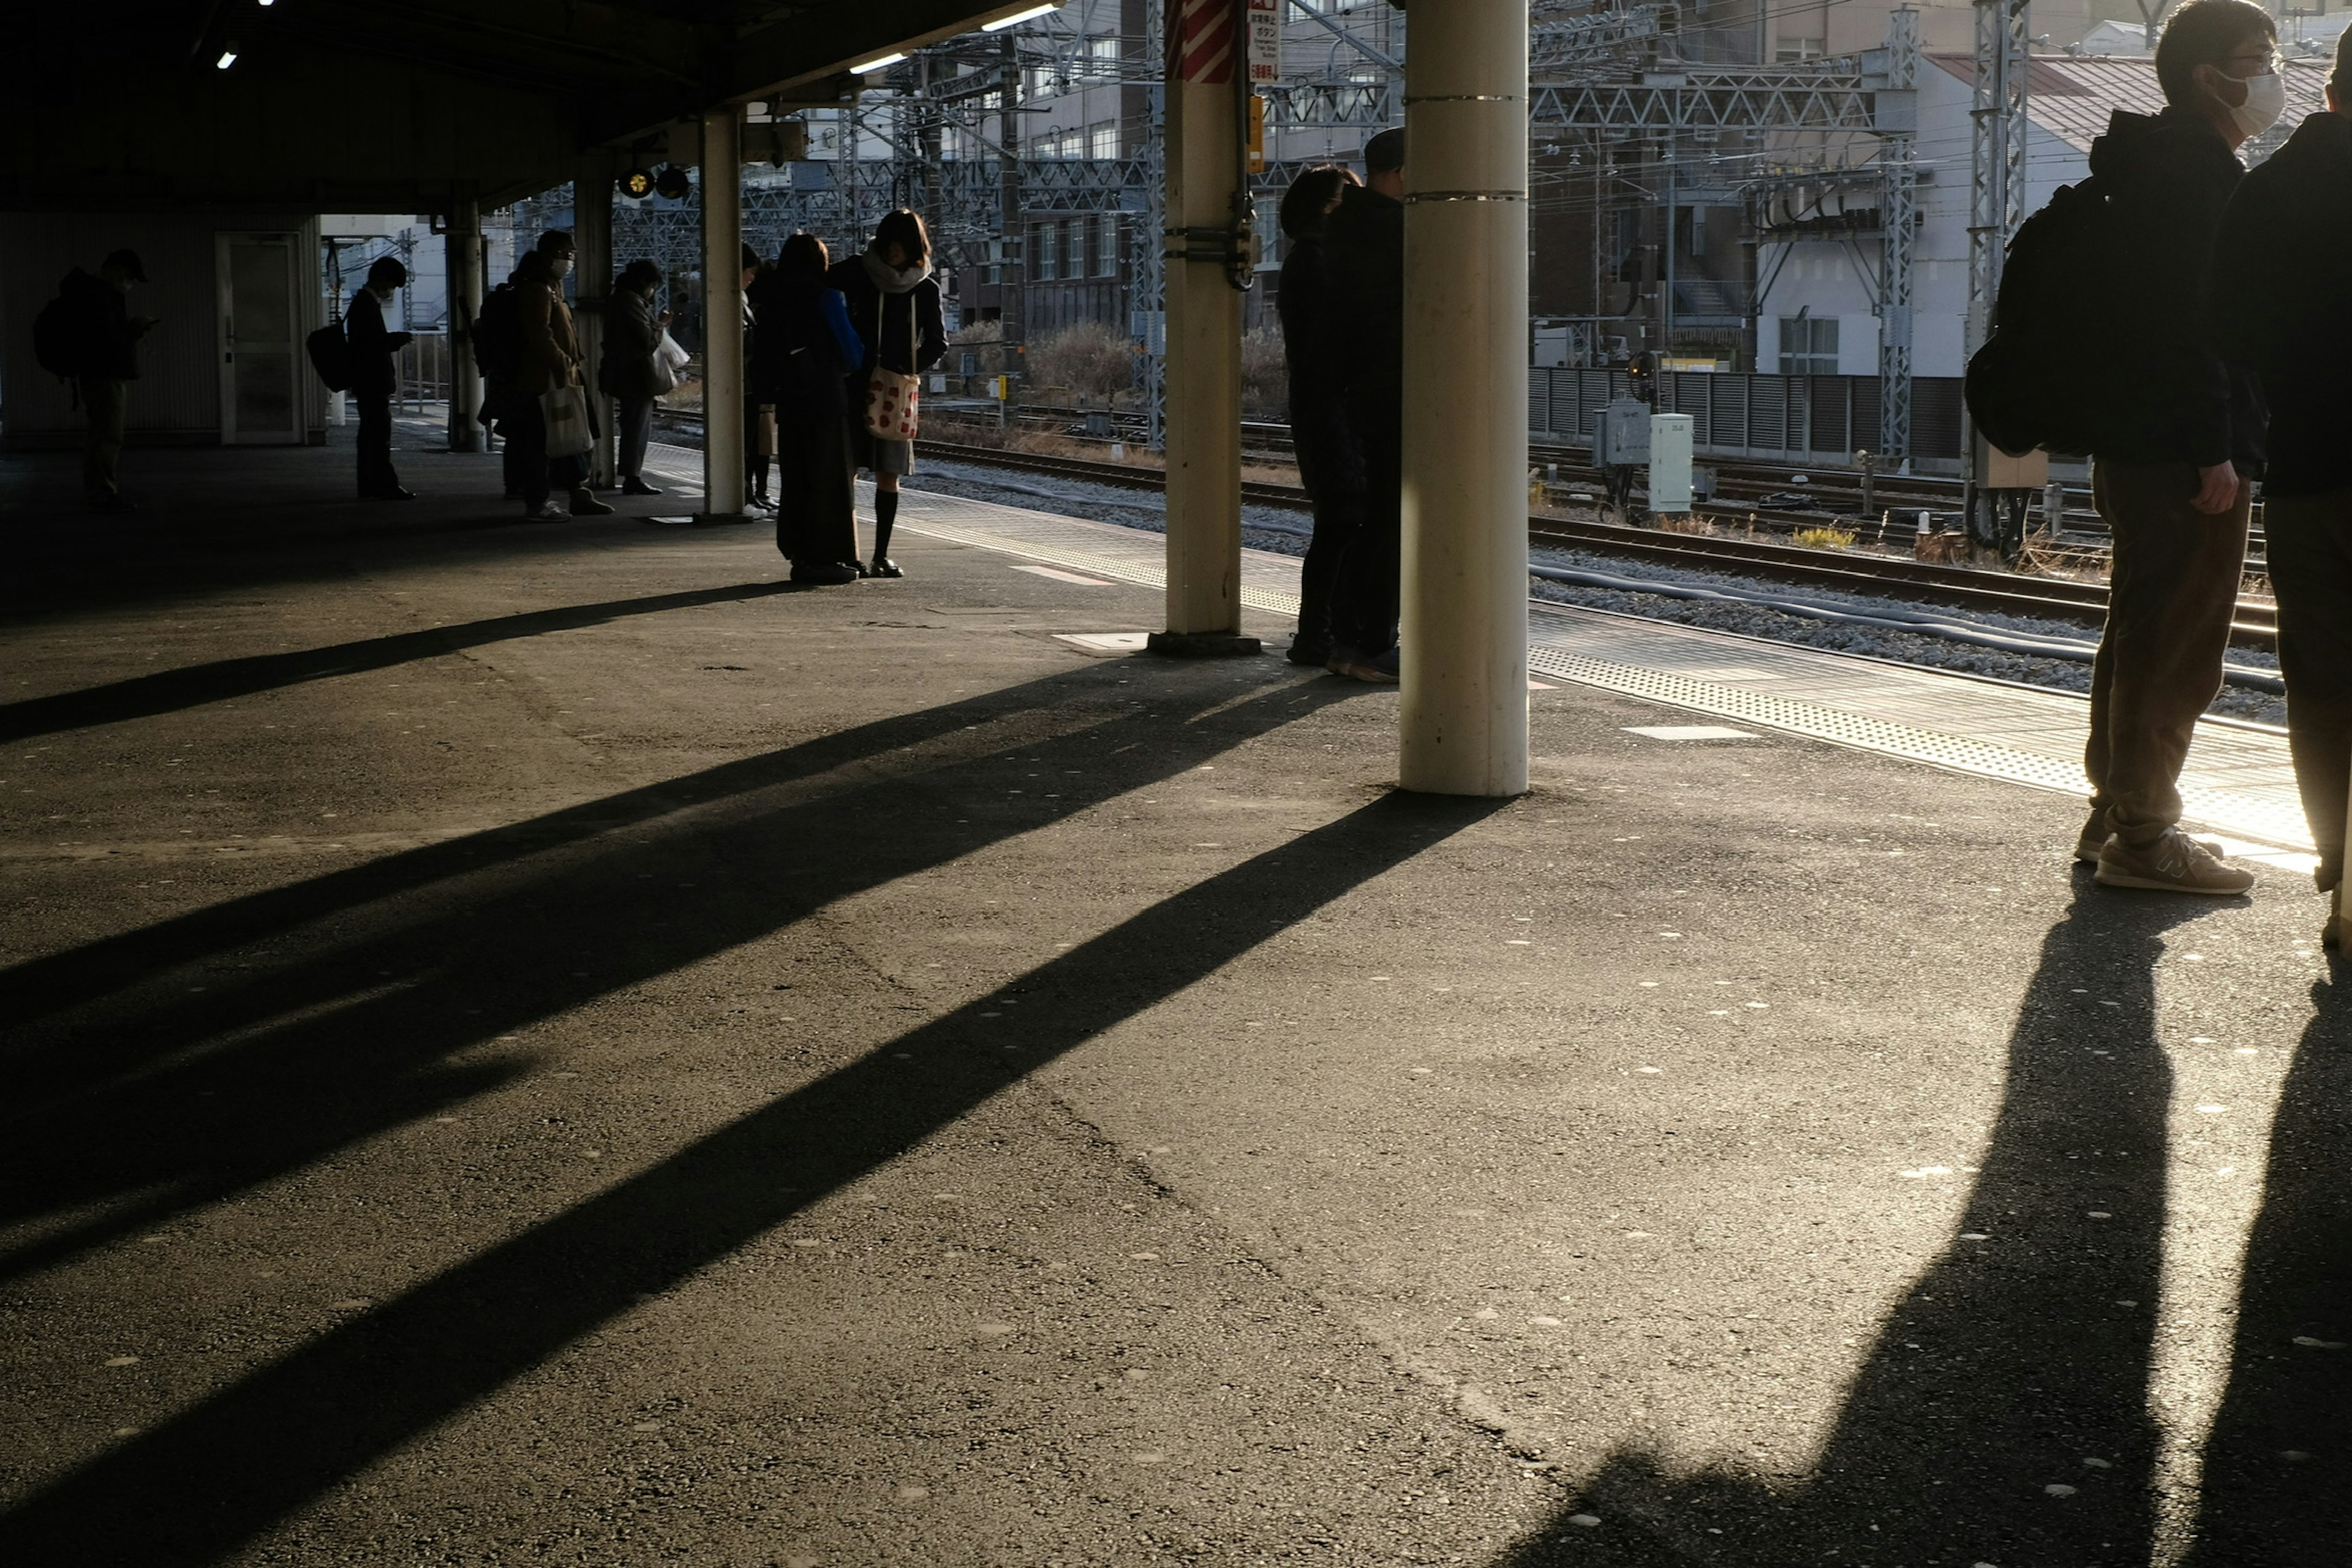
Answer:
753;233;867;585
2213;28;2352;941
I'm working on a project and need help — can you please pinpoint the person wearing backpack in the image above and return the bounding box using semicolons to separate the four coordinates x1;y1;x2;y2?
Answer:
346;256;415;500
2213;29;2352;941
2066;0;2277;897
827;209;946;578
45;249;156;513
752;234;865;585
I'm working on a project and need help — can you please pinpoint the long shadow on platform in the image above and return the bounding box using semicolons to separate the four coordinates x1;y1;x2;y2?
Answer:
0;715;1495;1562
2182;968;2352;1566
0;658;1360;1259
0;578;794;742
1488;889;2229;1566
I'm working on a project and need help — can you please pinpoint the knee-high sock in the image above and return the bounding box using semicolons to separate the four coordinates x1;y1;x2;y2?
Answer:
873;489;898;561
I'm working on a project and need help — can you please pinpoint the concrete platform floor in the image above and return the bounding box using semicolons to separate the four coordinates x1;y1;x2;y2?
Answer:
2;435;2347;1567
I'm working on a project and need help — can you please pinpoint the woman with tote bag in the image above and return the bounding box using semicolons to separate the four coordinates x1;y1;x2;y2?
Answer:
512;246;612;521
826;209;947;577
752;234;867;585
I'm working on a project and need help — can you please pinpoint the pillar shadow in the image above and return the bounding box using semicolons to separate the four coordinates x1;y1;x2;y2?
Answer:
1;662;1359;1274
1489;889;2216;1567
0;580;794;742
2181;966;2352;1566
0;783;1500;1564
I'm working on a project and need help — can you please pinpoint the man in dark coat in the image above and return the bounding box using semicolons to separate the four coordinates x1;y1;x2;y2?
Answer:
1318;127;1406;682
2073;0;2277;897
346;255;415;499
58;248;156;512
2213;29;2352;941
1274;163;1365;668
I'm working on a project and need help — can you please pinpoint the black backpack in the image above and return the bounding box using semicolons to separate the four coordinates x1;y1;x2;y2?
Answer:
472;284;523;384
32;294;86;379
1965;177;2122;458
305;320;352;391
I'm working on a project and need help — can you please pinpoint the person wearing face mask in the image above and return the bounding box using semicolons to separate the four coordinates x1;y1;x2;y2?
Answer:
510;230;612;521
827;209;946;577
346;255;416;500
2213;29;2352;941
600;258;668;496
2068;0;2275;898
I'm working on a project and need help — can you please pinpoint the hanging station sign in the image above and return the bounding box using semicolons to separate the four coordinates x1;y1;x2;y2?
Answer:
1246;0;1282;85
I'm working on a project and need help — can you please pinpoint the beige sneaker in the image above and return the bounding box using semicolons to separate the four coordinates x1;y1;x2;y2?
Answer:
2096;829;2255;896
2075;806;2111;864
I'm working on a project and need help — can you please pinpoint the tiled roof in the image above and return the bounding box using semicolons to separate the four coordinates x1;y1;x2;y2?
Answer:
1926;52;2332;159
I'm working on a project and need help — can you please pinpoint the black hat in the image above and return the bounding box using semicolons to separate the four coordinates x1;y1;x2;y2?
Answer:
101;247;148;282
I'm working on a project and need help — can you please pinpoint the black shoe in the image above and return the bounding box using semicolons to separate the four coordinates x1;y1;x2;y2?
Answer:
869;557;903;579
569;489;616;516
91;493;138;514
361;486;417;500
622;477;662;496
1286;640;1331;667
790;562;861;586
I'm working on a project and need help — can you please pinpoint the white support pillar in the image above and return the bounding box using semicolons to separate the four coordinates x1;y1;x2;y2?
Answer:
1150;0;1258;657
445;198;483;453
1398;0;1531;797
696;106;751;523
573;153;616;488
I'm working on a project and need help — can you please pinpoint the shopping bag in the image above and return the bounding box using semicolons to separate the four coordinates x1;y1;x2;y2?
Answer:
650;328;688;395
861;292;921;440
541;385;594;457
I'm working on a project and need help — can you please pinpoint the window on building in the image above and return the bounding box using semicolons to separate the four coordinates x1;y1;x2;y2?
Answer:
1778;315;1838;375
1036;221;1060;282
1089;121;1118;160
1097;213;1120;277
1088;37;1120;75
1774;36;1826;61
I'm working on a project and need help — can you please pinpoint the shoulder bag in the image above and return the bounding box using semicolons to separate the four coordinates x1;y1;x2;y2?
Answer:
862;290;921;442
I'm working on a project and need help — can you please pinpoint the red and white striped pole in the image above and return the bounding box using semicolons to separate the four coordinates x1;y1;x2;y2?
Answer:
1150;0;1257;655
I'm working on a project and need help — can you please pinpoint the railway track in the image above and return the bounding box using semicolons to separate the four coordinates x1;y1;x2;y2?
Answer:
908;434;2278;654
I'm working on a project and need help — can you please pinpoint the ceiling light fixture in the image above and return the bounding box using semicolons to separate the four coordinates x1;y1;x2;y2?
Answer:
215;48;239;68
982;3;1060;29
850;51;907;74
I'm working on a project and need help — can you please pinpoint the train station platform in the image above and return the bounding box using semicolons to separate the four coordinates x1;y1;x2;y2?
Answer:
2;431;2346;1567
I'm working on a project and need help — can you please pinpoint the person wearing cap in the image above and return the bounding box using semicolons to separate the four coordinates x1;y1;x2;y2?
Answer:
55;248;157;512
347;255;415;500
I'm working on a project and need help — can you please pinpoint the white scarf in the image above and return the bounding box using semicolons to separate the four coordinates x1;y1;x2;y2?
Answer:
861;247;932;295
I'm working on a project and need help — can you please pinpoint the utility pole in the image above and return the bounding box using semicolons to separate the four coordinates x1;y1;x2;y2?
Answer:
1000;34;1027;375
1964;0;2035;557
1877;6;1918;465
444;196;483;453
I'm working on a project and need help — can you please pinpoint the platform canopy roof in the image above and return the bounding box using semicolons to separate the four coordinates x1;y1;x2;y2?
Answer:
6;0;1047;212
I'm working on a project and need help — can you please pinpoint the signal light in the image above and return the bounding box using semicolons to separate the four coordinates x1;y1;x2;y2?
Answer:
653;165;694;201
619;167;655;200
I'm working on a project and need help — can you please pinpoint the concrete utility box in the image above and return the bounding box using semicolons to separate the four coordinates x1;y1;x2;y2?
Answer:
1648;413;1695;514
1594;398;1651;464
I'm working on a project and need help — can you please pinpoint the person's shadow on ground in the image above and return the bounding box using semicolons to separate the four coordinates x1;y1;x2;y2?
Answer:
1498;889;2230;1567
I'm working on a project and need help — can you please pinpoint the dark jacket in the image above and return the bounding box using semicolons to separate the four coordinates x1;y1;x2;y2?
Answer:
749;274;865;423
826;252;946;383
343;290;411;398
1275;232;1364;498
601;287;663;402
2212;111;2352;497
2082;107;2264;472
1319;183;1405;429
58;266;148;381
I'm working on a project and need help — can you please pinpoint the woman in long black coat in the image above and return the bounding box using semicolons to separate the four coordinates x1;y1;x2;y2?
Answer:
827;208;946;578
752;233;866;586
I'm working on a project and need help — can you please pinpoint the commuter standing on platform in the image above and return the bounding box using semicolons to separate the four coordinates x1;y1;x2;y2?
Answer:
828;209;946;578
511;242;613;522
1319;127;1408;684
753;234;867;586
2213;26;2352;939
603;258;667;496
49;249;156;513
1275;162;1366;668
743;243;774;512
347;255;415;500
2074;0;2273;897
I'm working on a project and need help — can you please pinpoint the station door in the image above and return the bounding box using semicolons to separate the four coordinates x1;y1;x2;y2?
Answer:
215;232;303;443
